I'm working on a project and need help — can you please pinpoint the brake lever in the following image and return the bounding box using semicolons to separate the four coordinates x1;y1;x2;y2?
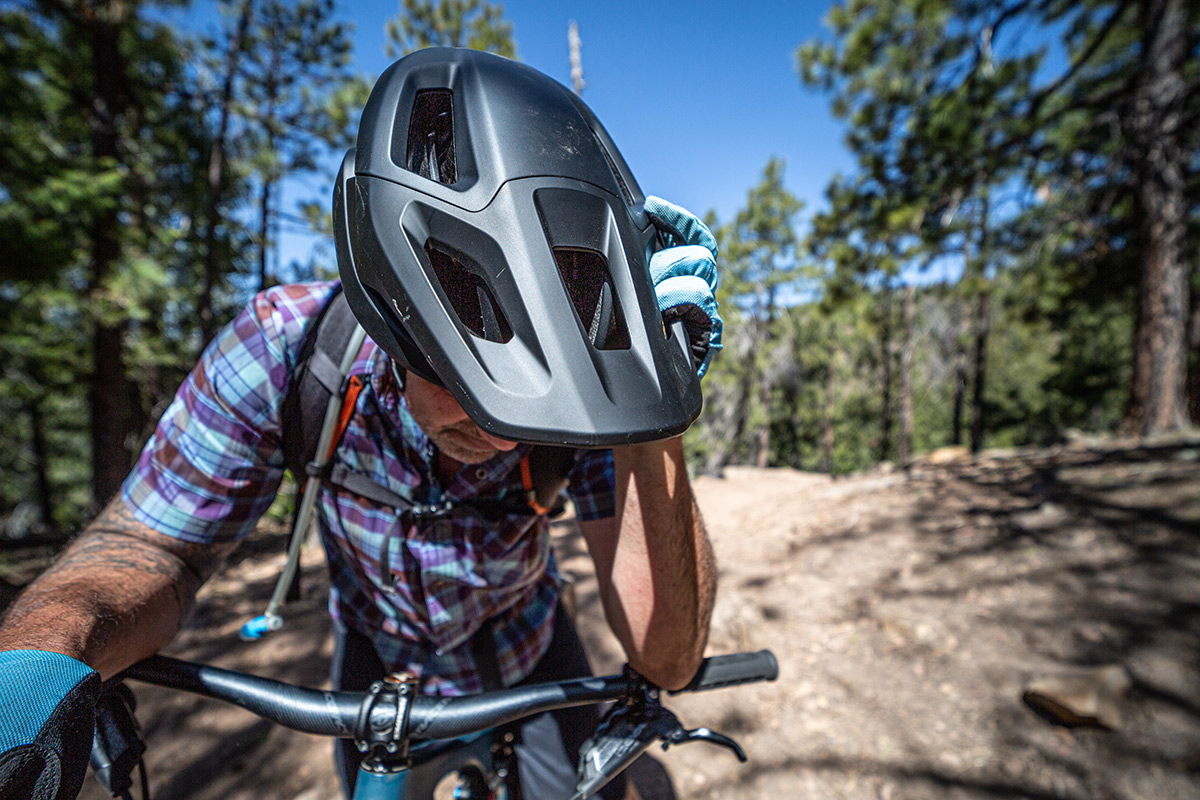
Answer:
662;725;746;761
571;669;747;800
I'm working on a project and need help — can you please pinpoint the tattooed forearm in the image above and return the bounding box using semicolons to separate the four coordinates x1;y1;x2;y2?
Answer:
42;532;194;627
0;497;233;677
47;499;228;585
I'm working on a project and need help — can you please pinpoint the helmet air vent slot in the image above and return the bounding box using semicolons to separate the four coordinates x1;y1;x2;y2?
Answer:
552;247;631;351
406;89;457;184
424;242;512;343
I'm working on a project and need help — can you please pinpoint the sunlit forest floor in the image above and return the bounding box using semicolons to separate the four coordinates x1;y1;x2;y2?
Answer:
5;435;1194;800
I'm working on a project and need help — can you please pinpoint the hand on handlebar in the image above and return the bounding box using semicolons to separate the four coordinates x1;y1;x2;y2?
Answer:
573;666;748;800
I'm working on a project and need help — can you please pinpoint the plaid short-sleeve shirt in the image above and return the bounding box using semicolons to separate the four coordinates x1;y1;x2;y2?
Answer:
122;282;616;695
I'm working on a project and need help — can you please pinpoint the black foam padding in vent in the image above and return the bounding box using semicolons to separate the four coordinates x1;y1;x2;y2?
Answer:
425;242;512;343
406;89;456;184
553;247;631;350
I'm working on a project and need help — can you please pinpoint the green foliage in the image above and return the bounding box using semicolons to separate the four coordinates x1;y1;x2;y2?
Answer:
0;1;368;532
685;159;811;474
233;0;367;288
778;0;1197;469
0;0;216;525
386;0;517;59
0;0;1191;531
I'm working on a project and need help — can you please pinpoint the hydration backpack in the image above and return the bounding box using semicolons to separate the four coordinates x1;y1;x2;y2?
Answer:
239;285;576;642
281;286;576;515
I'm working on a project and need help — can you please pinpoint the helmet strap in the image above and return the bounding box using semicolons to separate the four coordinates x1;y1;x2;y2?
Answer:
390;359;408;393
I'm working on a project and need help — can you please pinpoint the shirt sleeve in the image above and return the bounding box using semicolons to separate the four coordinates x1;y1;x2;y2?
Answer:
566;448;615;522
120;283;337;544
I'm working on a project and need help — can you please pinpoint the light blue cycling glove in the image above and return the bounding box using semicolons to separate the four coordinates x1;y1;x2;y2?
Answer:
0;649;100;800
644;196;722;378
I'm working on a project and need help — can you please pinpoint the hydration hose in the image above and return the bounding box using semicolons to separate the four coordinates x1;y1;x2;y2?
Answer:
240;323;368;641
241;318;689;640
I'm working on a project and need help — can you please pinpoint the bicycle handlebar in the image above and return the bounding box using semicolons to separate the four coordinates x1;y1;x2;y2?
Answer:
123;650;778;742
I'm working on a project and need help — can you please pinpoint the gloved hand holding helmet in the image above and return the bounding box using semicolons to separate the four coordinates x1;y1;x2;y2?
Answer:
334;47;719;447
0;649;100;800
645;195;722;378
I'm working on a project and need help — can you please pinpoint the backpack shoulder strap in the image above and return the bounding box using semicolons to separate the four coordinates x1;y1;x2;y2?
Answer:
522;446;577;515
280;286;577;516
280;286;360;479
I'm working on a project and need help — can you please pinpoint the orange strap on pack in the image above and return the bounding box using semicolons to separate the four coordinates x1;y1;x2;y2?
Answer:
296;374;366;494
520;453;552;515
326;375;366;463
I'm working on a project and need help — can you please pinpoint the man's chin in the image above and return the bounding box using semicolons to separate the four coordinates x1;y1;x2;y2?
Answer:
435;429;500;464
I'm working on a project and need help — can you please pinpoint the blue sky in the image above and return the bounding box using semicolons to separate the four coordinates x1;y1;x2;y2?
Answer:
211;0;854;272
173;0;1073;286
335;0;850;219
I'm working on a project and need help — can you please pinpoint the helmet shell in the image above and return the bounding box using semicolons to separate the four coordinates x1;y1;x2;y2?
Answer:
335;48;701;446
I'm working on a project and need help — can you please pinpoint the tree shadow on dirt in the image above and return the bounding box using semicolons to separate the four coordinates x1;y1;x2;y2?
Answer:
841;440;1200;800
694;751;1095;800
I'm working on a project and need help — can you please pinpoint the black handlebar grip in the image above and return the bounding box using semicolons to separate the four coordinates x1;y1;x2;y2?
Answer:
674;650;778;693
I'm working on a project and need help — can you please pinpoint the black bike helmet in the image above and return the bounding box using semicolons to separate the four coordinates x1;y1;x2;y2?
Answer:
334;47;701;446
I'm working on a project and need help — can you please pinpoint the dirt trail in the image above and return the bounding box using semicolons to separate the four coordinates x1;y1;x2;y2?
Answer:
68;437;1200;800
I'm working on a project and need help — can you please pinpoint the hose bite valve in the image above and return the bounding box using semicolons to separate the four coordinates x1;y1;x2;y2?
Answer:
239;613;284;641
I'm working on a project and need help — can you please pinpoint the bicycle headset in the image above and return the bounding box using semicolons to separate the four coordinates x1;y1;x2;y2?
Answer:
333;47;703;447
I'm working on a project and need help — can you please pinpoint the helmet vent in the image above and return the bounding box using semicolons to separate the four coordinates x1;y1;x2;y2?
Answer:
553;247;631;350
425;242;512;343
406;89;457;184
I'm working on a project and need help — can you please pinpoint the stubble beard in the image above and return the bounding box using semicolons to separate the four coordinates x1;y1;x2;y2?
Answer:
426;420;502;464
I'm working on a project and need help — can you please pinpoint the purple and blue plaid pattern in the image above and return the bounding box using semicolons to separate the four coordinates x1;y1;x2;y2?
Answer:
123;282;615;695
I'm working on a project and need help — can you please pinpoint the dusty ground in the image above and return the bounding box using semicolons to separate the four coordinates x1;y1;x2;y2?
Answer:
34;436;1200;798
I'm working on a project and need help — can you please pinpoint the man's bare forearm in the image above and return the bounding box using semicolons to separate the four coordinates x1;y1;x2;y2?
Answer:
599;436;716;690
0;498;231;678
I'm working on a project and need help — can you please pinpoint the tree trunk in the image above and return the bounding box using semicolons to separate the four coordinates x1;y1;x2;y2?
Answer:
969;289;990;454
776;379;801;470
753;288;778;469
951;298;968;446
257;172;273;291
968;188;992;455
1125;0;1189;435
727;341;755;467
878;282;894;462
822;328;837;474
1188;272;1199;424
26;399;54;528
723;308;767;470
755;375;771;469
87;8;133;508
256;32;283;293
200;0;255;351
899;284;916;463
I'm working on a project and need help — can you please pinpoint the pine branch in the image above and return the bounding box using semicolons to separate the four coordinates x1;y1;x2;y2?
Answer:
1025;0;1133;121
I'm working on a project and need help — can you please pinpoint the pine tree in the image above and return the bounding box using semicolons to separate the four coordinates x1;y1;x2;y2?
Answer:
802;0;1200;443
386;0;517;58
692;159;806;471
240;0;366;293
0;1;210;510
